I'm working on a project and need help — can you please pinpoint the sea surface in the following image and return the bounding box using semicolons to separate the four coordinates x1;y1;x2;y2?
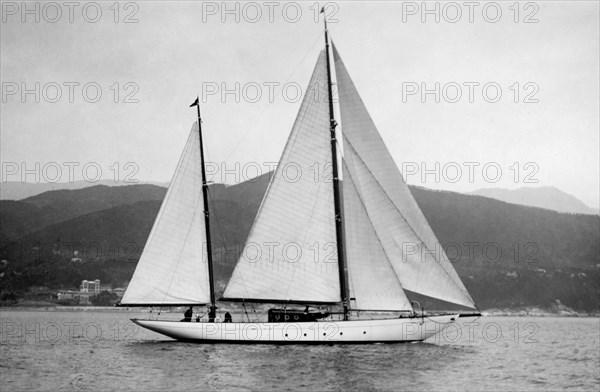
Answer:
0;310;598;391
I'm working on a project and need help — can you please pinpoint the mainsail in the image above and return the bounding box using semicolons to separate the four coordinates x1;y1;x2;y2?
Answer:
333;44;475;309
121;125;211;305
223;50;341;303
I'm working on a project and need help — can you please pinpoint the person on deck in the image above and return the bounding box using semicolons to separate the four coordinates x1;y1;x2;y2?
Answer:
182;306;193;322
208;305;217;323
224;312;232;323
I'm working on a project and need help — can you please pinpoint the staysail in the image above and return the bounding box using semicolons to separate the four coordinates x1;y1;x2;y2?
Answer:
342;159;413;311
121;125;211;305
223;50;341;303
333;43;475;309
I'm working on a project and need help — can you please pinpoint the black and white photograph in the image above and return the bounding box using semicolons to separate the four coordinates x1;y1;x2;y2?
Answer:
1;1;598;391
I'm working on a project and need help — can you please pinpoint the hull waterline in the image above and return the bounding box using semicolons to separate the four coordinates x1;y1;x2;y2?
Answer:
132;315;459;344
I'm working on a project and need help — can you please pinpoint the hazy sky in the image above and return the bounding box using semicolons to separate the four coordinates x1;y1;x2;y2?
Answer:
1;1;598;207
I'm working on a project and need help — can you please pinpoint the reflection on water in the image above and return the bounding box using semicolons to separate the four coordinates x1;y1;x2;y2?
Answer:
1;310;598;391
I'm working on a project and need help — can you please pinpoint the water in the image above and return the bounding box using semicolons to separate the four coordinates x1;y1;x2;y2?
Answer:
1;310;598;391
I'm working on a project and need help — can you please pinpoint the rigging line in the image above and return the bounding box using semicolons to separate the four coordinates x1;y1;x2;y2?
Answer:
217;32;323;168
236;268;252;300
342;136;474;303
341;158;412;310
196;113;241;306
205;187;253;300
423;315;464;324
340;171;358;309
242;302;250;322
203;181;258;300
205;189;226;250
199;116;230;253
197;308;209;320
205;188;253;301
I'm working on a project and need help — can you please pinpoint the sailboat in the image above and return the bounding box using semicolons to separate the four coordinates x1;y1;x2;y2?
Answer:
120;20;480;343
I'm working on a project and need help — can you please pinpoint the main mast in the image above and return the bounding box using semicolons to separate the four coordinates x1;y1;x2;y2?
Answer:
323;13;350;320
192;98;217;322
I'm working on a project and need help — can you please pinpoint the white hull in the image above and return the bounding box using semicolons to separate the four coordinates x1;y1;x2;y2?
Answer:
132;315;459;343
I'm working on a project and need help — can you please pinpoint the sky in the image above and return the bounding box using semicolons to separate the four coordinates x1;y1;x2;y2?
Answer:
1;1;599;208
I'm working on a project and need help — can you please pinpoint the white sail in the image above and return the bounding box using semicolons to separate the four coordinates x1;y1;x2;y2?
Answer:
121;125;211;305
342;159;413;311
223;50;341;303
333;43;476;309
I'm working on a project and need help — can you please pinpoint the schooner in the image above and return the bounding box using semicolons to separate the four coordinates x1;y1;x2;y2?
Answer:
120;18;480;343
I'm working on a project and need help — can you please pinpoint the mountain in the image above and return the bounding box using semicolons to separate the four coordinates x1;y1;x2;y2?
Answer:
470;187;598;215
414;187;600;270
0;180;170;201
0;175;272;295
0;176;598;311
412;187;599;311
0;201;163;292
0;184;166;242
0;201;42;243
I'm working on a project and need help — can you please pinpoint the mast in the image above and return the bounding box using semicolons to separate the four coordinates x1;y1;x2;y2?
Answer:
192;97;217;322
323;12;350;320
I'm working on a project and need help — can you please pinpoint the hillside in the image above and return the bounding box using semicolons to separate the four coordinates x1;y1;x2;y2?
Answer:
413;187;600;270
0;184;166;243
22;184;167;228
0;176;272;297
0;201;42;243
470;186;597;215
411;187;599;311
0;180;169;200
0;175;598;311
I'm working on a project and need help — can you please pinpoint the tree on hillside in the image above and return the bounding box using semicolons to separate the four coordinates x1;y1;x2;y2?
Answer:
91;290;119;306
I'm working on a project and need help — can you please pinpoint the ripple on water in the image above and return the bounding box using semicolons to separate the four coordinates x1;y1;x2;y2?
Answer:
1;312;598;391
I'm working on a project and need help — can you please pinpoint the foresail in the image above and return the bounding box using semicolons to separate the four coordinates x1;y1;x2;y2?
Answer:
223;50;341;303
333;43;476;309
121;125;211;305
343;159;413;311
